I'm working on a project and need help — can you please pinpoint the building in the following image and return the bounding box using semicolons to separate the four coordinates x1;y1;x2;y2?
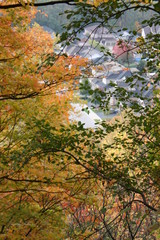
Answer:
69;104;102;128
142;25;160;39
84;24;117;51
64;44;103;61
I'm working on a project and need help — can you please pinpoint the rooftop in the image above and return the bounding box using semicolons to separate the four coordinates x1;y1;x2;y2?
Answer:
69;104;102;128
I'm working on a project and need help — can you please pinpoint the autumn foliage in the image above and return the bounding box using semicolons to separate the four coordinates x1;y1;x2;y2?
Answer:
0;3;88;239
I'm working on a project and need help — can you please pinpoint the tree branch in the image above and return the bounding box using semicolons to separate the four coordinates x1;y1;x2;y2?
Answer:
0;0;76;9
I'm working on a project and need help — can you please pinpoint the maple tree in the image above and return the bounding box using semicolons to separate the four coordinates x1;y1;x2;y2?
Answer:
0;3;88;239
0;0;88;101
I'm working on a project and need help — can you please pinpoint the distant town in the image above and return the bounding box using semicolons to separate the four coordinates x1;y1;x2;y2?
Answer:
43;23;160;128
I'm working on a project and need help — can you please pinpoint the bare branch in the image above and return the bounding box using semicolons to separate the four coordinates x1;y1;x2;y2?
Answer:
0;0;76;9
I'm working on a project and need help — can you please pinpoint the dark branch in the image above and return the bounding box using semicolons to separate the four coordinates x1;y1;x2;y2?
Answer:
1;176;51;184
0;92;39;101
0;0;76;9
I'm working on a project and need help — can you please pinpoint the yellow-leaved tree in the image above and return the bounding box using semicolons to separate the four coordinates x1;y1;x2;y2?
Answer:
0;3;88;239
